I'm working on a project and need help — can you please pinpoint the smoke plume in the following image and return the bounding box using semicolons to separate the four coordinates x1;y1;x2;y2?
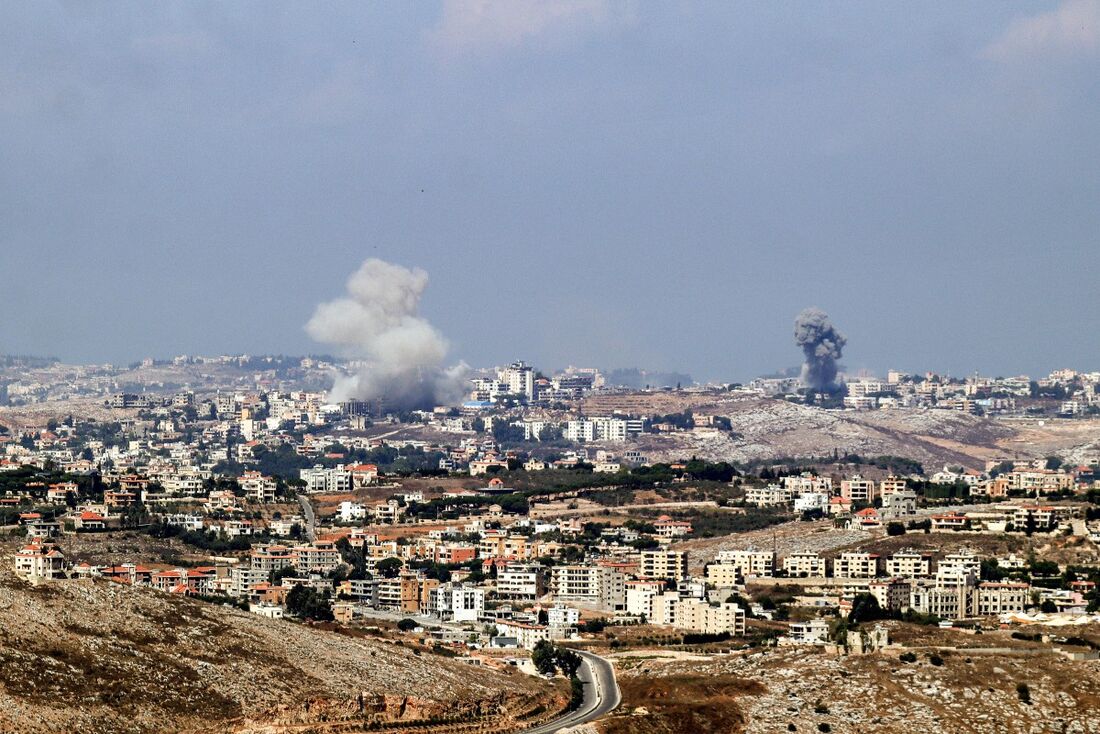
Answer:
306;258;467;410
793;307;847;392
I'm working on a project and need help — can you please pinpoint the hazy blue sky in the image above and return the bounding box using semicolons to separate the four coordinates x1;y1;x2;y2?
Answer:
2;1;1098;381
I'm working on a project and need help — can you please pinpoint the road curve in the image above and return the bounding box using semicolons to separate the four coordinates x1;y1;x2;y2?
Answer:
519;650;620;734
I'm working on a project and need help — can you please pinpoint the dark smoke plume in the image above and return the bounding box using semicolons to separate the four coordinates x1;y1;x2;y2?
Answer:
793;307;846;392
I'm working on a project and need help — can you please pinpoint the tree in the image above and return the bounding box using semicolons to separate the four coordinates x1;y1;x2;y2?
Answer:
848;593;884;625
532;640;557;675
396;618;419;632
1040;600;1058;613
376;557;403;579
886;522;905;536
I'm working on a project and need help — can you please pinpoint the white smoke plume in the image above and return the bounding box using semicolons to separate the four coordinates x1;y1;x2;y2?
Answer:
306;258;467;410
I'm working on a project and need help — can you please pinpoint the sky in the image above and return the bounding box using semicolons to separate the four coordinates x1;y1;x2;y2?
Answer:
1;1;1098;382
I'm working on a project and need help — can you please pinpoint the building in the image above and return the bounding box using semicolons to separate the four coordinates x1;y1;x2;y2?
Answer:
712;549;776;579
240;472;277;503
867;578;911;612
625;580;665;619
499;361;535;401
428;583;485;622
834;552;880;579
977;582;1030;615
840;476;877;504
745;485;793;507
550;565;626;610
639;550;689;583
673;599;746;636
782;552;827;578
496;620;550;649
13;540;66;580
886;551;932;578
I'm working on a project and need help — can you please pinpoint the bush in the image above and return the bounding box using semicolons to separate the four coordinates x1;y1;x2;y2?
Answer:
818;724;831;733
899;651;917;663
1016;682;1031;704
886;522;906;536
929;654;944;666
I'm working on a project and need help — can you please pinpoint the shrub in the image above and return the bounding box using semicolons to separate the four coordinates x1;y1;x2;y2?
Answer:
929;654;944;666
899;651;917;663
1017;683;1031;704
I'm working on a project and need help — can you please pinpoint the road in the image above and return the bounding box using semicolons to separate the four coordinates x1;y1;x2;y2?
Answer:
520;651;620;734
297;494;317;541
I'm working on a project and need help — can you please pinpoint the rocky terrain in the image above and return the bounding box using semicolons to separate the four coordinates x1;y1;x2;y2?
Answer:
583;394;1100;470
604;628;1100;734
0;572;558;734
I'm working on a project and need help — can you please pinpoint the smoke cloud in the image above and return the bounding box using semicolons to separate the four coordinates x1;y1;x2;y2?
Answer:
793;307;847;393
306;258;467;410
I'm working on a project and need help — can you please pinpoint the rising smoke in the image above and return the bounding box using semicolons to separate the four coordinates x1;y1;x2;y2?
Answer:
306;258;467;410
793;307;847;393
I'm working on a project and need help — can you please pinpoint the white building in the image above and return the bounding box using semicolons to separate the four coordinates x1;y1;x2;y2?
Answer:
429;583;485;623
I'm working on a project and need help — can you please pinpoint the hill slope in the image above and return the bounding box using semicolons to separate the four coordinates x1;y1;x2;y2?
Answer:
0;573;555;734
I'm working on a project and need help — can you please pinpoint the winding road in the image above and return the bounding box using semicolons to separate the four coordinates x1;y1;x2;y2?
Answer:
521;651;620;734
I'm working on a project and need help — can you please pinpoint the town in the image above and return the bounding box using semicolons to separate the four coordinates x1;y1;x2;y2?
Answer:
5;356;1100;664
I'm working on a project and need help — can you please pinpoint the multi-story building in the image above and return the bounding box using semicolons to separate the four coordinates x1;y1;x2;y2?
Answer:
833;552;880;579
293;541;342;574
714;549;775;578
240;471;277;503
886;550;932;578
428;583;485;622
673;599;746;635
497;564;543;599
639;550;689;583
782;552;827;578
550;565;626;610
840;476;877;504
867;578;911;612
745;485;793;507
977;582;1030;615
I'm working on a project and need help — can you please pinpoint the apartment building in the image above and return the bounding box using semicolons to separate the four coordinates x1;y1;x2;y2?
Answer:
673;599;746;636
867;578;911;612
550;565;626;610
428;583;485;622
639;550;689;583
840;476;877;503
714;549;776;578
886;551;932;578
497;564;543;599
782;551;827;578
834;552;880;579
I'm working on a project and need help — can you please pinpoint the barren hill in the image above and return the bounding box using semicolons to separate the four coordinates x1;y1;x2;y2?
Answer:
0;573;556;734
583;394;1100;470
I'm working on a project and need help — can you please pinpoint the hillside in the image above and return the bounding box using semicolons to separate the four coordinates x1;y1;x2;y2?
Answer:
0;573;557;734
583;394;1100;470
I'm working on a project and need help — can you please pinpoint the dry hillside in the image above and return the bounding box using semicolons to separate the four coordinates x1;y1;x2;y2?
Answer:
0;572;558;734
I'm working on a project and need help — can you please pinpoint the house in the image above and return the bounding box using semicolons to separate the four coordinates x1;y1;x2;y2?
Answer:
783;618;830;645
240;471;278;503
653;515;693;539
74;510;108;531
930;513;969;532
13;540;66;580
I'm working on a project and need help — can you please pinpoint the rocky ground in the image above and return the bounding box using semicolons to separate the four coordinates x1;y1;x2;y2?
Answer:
603;628;1100;734
0;572;557;734
583;394;1100;470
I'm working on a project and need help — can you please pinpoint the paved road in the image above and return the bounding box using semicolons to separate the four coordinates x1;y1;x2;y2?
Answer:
520;651;620;734
297;494;317;541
